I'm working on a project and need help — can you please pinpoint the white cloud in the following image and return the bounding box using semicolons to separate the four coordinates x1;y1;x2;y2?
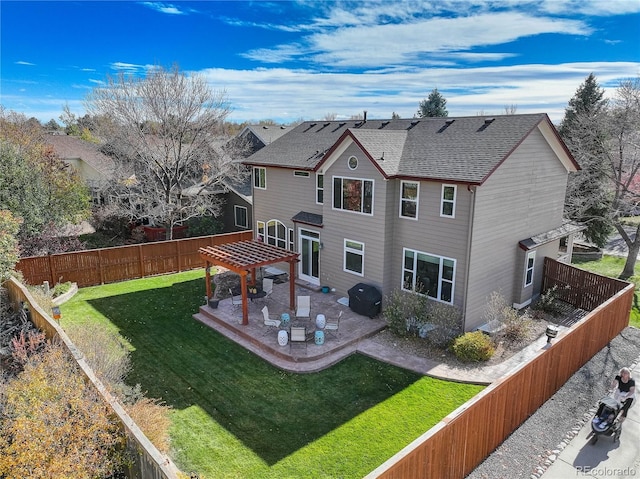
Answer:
243;11;590;68
140;2;187;15
15;61;35;66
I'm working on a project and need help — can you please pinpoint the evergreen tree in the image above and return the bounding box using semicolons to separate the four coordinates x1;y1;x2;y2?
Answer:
560;73;612;247
417;88;448;117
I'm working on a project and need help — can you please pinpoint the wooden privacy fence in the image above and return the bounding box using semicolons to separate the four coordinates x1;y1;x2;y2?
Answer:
4;278;180;479
367;260;633;479
16;231;253;288
543;257;631;311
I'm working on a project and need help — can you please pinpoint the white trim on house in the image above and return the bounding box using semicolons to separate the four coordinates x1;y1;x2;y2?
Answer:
399;180;419;220
316;173;324;205
440;184;457;218
344;238;365;276
332;175;374;216
524;250;536;287
402;247;456;304
253;167;266;190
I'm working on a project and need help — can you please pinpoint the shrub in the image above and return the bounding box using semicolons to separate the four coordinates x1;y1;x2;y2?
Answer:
532;285;566;316
125;397;172;453
0;342;126;478
383;289;428;336
451;331;495;362
483;291;533;344
425;301;463;348
52;281;73;298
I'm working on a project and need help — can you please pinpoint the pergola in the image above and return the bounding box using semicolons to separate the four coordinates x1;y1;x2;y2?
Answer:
199;240;299;325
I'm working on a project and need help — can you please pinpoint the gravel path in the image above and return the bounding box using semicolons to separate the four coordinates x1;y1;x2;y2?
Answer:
466;326;640;479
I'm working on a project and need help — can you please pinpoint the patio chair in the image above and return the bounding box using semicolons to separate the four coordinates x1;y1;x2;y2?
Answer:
324;311;342;339
261;306;281;334
262;278;273;301
290;326;308;353
296;295;310;318
229;288;242;308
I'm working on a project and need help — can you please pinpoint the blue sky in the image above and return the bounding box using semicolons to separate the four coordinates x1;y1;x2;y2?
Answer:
1;0;639;125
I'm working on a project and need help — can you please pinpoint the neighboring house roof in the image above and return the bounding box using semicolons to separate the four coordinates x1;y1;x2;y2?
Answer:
244;114;579;185
45;133;115;178
242;124;294;146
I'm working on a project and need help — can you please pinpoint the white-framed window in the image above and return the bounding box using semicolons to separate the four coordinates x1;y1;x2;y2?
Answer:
266;219;287;249
294;170;310;177
256;220;265;241
344;239;364;276
440;184;456;218
400;181;419;219
234;205;248;228
289;228;294;251
524;250;536;287
333;176;374;215
402;248;455;304
348;155;358;170
316;174;324;204
253;167;266;189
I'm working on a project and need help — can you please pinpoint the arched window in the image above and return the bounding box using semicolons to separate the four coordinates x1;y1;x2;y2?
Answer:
266;220;287;249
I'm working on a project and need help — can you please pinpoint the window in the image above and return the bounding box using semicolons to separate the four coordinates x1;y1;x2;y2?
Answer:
524;251;536;287
348;155;358;170
316;174;324;204
402;248;455;303
344;239;364;276
289;228;294;251
333;177;373;215
234;205;248;228
253;167;266;189
400;181;419;219
441;184;456;217
294;170;310;177
256;221;265;241
266;219;287;249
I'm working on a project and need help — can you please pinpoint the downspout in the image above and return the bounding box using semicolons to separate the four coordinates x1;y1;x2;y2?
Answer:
462;185;477;331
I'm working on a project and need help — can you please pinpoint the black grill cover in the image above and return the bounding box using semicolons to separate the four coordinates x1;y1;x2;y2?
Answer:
348;283;382;318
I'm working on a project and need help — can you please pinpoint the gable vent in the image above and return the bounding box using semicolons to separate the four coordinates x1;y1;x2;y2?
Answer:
437;119;455;133
477;118;495;132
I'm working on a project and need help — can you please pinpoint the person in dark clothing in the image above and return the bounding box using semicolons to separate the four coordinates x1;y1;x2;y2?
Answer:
612;367;636;422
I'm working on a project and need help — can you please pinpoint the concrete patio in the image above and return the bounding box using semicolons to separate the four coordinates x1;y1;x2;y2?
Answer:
193;273;387;373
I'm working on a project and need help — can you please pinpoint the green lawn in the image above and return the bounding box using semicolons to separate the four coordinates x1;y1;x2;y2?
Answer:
60;270;484;479
573;255;640;328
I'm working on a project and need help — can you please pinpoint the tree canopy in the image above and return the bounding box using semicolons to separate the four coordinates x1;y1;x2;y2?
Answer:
0;109;92;254
560;73;612;247
417;88;448;117
562;76;640;279
85;64;248;239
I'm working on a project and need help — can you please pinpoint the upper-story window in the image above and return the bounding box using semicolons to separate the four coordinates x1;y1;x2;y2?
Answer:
400;181;419;219
294;170;310;177
333;177;373;215
441;184;456;217
253;167;266;189
316;174;324;204
348;155;358;170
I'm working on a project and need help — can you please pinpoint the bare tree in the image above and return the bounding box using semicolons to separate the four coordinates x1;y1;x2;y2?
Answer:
85;65;248;239
504;104;518;115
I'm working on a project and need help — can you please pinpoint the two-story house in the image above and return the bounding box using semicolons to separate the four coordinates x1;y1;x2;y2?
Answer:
245;114;582;331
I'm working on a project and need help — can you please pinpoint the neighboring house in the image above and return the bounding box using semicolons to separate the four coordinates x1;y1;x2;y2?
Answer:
45;133;115;205
244;114;583;331
219;124;293;233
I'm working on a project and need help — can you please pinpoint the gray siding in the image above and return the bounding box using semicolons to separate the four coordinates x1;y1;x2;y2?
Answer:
464;127;569;330
319;143;388;296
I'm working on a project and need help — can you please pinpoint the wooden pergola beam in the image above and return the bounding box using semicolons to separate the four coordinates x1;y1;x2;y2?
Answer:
199;240;299;325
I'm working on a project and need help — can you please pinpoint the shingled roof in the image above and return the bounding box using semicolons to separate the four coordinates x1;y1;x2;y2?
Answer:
45;134;115;177
244;114;578;184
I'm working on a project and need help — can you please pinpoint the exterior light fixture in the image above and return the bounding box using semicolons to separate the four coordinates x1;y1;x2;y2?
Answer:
545;325;559;344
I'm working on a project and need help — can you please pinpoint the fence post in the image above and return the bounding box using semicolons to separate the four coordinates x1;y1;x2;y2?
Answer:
138;244;145;278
